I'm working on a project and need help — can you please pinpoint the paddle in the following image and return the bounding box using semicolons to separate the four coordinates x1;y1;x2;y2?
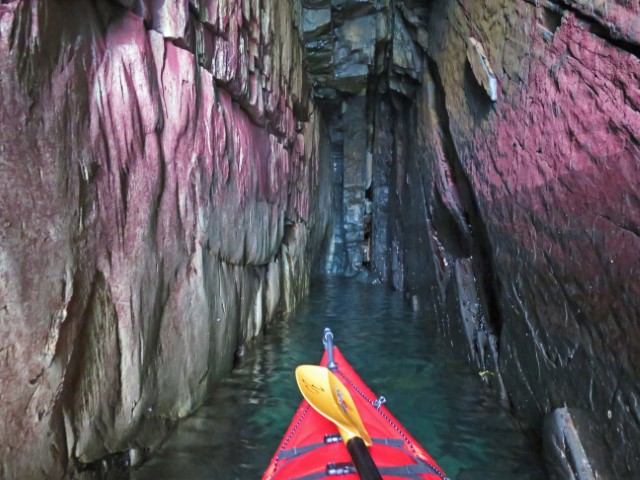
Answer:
295;365;383;480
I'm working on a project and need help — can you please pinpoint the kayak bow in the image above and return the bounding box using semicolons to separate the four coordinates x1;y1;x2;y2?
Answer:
263;328;449;480
296;365;382;480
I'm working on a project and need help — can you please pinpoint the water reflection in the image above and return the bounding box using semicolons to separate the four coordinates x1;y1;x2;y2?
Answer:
130;278;546;479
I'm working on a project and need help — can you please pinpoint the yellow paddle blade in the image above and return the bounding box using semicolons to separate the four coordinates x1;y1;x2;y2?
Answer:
295;365;372;446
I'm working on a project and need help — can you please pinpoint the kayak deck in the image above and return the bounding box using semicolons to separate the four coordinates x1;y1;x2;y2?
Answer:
263;346;448;479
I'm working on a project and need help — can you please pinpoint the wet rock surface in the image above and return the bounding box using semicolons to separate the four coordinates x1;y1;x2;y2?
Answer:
422;2;640;477
2;0;640;478
0;0;331;478
543;407;607;479
303;0;640;477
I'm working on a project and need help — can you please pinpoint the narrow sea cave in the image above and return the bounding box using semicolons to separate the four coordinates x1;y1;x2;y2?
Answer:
0;0;638;478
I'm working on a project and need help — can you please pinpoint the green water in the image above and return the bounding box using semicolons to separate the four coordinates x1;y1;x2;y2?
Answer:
130;278;547;479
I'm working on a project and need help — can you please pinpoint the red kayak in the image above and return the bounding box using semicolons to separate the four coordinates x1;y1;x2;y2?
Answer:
262;329;449;480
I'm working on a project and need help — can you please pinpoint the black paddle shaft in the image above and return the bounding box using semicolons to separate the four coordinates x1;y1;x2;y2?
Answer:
346;437;383;480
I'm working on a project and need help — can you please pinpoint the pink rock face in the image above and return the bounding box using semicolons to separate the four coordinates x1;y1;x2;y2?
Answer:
488;16;640;333
563;0;640;45
150;0;190;42
425;2;640;475
0;1;327;478
474;12;640;373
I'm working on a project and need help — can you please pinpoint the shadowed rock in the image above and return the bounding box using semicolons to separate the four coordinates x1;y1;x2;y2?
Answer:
543;408;606;480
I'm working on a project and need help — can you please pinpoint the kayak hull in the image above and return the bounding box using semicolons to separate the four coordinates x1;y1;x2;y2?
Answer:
263;347;447;479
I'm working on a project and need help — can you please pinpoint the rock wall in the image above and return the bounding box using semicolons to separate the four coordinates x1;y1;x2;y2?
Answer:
302;0;640;476
394;0;640;477
3;0;639;476
0;1;331;478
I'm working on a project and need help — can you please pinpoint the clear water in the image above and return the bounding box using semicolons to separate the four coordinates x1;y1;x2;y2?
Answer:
130;278;547;480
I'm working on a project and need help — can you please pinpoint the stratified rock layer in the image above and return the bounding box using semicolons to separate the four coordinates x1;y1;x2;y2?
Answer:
0;1;331;478
305;0;640;476
402;1;640;477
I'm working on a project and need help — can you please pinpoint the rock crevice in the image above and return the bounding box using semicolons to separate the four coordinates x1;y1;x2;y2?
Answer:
303;0;640;477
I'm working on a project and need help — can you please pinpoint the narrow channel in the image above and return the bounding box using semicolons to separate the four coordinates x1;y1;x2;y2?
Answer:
130;278;547;479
